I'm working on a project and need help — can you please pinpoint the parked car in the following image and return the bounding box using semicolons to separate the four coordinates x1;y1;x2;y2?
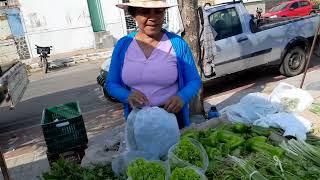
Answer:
263;0;316;18
201;1;319;82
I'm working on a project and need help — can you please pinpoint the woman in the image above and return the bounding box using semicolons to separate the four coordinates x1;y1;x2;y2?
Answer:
106;0;201;128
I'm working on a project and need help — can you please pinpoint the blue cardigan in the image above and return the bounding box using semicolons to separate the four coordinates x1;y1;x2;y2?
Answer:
105;30;201;127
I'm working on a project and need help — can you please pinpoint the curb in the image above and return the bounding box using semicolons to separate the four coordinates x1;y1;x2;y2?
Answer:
26;51;112;73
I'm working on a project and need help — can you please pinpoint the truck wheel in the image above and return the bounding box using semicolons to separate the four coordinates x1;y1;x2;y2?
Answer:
280;47;307;77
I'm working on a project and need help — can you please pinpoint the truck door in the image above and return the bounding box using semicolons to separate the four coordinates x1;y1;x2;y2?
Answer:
208;7;256;77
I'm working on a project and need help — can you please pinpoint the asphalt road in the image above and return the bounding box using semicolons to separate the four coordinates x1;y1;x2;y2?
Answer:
0;60;110;133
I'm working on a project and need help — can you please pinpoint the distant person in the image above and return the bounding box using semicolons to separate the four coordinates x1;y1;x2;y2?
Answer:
106;0;201;128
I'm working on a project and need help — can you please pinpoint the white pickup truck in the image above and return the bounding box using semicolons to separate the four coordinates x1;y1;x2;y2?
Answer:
201;2;320;82
0;61;29;108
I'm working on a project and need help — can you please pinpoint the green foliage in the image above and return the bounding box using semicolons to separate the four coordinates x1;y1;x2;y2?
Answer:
170;167;201;180
42;159;120;180
127;158;166;180
174;138;204;168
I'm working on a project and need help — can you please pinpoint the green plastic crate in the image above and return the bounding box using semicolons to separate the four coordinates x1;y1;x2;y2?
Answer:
41;102;88;154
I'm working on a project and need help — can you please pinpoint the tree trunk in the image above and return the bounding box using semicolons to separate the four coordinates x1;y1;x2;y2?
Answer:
178;0;205;115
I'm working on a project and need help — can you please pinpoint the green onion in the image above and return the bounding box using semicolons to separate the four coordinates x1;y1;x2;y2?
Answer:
229;155;268;180
280;139;320;167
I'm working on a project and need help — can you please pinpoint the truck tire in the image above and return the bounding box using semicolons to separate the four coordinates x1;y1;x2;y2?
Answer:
280;47;307;77
310;11;316;15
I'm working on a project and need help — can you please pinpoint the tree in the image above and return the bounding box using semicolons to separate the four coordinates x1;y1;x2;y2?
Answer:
178;0;205;115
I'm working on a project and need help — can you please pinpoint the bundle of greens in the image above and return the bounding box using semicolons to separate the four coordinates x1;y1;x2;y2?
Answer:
173;138;204;168
42;159;120;180
310;103;320;116
127;158;166;180
170;167;202;180
280;139;320;167
230;151;320;180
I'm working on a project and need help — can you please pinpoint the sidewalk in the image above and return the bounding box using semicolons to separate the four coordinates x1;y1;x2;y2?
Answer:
21;48;113;73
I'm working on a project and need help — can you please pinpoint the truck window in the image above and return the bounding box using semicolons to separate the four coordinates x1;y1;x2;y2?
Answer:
290;2;299;9
209;8;242;41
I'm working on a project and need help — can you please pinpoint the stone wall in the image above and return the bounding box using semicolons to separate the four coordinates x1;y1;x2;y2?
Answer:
0;39;20;64
14;37;30;60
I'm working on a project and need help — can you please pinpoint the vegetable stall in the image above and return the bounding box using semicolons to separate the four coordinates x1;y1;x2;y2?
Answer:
42;120;320;180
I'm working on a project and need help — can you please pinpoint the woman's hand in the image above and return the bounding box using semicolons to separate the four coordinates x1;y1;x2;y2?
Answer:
128;90;149;108
164;96;184;113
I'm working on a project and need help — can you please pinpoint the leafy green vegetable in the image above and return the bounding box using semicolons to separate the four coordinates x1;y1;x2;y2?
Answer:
216;130;245;150
247;136;284;157
173;138;204;168
280;139;320;167
199;131;218;147
170;167;201;180
230;155;268;180
232;123;249;133
281;97;299;112
204;146;221;160
181;131;199;140
310;103;320;116
127;158;166;180
42;159;120;180
250;126;272;137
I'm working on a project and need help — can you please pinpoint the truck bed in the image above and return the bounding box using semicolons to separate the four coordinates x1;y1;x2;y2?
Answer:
256;15;318;31
0;60;18;77
0;62;29;107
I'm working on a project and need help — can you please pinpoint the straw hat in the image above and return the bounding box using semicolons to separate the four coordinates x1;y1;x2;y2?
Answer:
116;0;177;10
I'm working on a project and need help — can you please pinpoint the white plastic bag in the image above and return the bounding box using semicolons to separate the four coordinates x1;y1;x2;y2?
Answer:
253;112;312;140
270;82;314;112
125;107;180;159
221;93;278;124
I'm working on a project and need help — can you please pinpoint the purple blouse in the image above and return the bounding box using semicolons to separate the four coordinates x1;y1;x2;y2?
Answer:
121;34;179;107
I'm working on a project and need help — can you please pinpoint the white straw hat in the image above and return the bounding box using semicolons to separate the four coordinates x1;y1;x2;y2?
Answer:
116;0;177;10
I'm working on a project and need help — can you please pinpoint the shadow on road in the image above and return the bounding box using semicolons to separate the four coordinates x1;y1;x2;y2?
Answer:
0;83;124;155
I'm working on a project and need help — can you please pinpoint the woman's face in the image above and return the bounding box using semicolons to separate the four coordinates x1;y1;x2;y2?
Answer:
133;8;165;37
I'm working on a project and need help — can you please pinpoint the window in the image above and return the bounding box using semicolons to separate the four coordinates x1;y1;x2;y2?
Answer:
270;3;289;12
299;1;310;7
290;2;299;9
209;8;242;41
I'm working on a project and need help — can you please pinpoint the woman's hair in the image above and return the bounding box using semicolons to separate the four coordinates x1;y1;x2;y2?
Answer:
127;7;137;16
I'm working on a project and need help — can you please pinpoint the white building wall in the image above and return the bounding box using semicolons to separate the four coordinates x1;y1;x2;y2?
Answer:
100;0;127;41
20;0;95;58
213;0;266;14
